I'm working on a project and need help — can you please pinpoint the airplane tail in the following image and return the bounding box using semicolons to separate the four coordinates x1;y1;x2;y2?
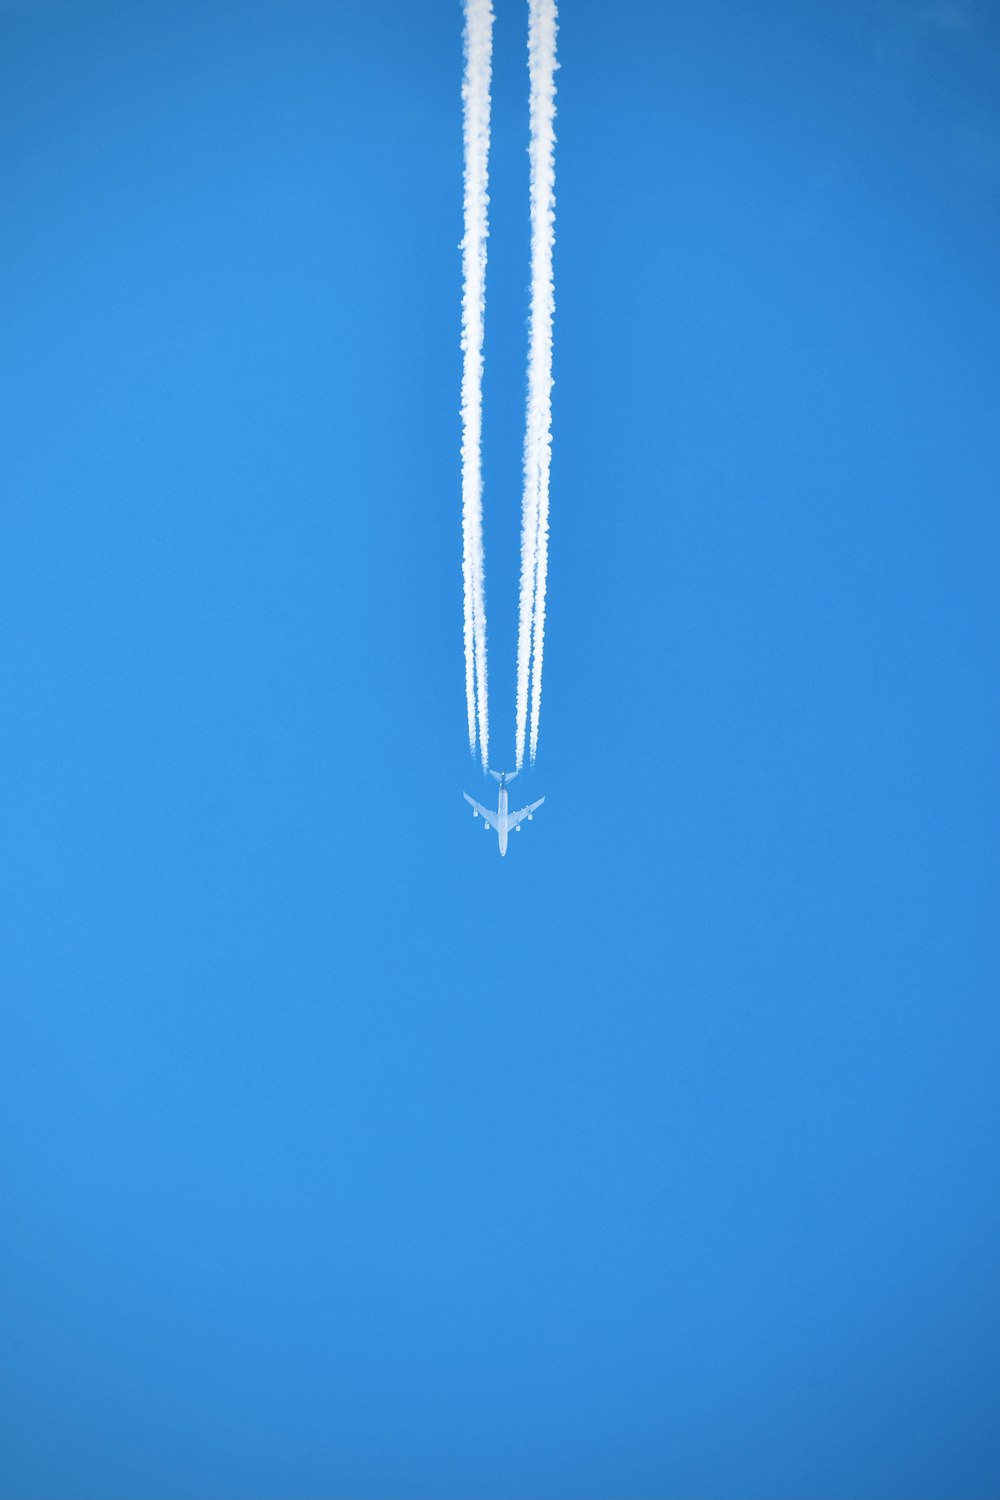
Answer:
488;769;517;784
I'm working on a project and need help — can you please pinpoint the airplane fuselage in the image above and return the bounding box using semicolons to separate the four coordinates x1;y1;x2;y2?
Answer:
497;786;509;856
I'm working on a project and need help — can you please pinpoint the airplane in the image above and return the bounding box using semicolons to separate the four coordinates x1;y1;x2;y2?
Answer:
463;770;544;857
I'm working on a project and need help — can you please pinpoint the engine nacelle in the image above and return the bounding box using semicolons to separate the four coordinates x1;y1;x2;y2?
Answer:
472;809;478;817
516;824;521;832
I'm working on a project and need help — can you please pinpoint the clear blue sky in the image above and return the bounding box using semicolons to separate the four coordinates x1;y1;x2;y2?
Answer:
2;2;998;1496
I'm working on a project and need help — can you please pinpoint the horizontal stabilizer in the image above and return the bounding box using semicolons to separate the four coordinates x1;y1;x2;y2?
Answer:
488;769;517;784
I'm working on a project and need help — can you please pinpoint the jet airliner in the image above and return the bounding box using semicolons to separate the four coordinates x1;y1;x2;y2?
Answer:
463;770;544;857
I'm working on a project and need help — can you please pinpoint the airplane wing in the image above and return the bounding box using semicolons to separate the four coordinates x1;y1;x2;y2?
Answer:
506;797;545;830
463;792;500;831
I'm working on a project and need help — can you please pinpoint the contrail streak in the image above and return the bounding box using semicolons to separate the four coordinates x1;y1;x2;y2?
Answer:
515;0;558;769
460;0;494;768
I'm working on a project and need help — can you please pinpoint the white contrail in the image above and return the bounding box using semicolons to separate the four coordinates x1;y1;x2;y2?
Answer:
515;0;558;769
460;0;494;768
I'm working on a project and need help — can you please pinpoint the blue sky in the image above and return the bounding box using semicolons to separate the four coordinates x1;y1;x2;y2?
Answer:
1;2;998;1495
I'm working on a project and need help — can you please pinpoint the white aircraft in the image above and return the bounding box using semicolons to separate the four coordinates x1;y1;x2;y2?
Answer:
463;770;544;857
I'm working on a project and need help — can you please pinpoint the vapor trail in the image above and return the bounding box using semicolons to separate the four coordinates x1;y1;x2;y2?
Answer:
460;0;494;768
515;0;558;769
